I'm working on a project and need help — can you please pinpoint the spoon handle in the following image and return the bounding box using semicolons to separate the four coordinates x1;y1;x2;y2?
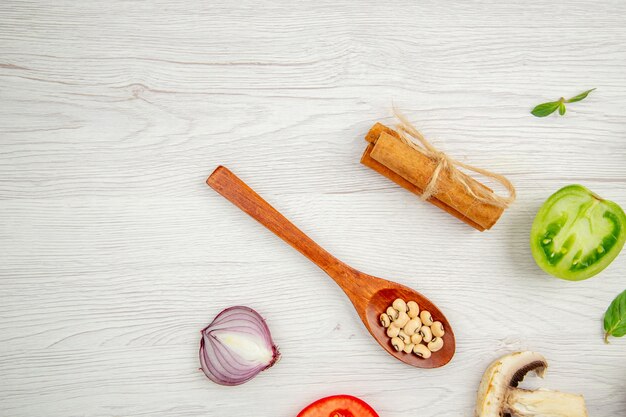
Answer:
207;166;352;281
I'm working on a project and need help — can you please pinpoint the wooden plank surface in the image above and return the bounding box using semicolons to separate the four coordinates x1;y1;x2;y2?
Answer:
1;1;625;416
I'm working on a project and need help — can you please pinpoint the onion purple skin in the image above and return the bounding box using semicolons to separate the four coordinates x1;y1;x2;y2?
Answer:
199;306;280;386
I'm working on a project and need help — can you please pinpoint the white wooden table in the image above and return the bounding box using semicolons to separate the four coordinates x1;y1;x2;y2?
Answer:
2;1;625;416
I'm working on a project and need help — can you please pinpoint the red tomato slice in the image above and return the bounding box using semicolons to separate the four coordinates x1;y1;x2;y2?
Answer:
296;395;379;417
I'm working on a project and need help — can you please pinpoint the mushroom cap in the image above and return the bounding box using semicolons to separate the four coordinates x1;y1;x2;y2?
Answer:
475;351;548;417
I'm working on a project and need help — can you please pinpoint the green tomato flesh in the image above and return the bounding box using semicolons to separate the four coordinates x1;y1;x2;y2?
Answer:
530;185;626;281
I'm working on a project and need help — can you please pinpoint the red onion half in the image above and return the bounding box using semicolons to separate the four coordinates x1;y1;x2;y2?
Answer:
199;306;280;386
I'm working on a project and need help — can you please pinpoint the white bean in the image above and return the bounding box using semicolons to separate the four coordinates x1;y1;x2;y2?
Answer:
431;321;444;337
391;337;404;352
386;325;400;338
427;337;444;352
407;301;419;318
413;343;431;359
420;310;434;326
392;298;407;313
419;326;433;343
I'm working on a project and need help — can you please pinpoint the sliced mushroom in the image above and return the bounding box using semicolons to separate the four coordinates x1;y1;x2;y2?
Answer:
506;388;588;417
475;351;587;417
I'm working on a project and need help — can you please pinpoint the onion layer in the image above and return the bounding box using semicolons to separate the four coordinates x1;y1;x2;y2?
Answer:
199;306;280;386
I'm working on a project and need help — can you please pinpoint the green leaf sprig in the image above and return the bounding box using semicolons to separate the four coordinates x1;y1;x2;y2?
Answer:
531;88;595;117
603;289;626;343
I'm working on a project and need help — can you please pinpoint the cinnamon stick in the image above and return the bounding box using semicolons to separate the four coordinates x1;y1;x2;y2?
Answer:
361;144;486;230
361;123;504;230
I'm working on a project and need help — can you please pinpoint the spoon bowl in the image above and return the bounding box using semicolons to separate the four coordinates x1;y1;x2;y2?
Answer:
361;282;455;368
207;166;455;368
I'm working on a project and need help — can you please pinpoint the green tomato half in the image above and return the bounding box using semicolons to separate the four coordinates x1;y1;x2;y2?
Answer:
530;185;626;281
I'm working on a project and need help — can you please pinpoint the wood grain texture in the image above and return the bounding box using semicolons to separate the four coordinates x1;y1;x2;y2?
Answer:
1;0;625;416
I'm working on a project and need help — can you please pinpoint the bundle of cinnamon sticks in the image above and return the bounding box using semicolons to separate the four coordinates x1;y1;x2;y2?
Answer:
361;122;514;231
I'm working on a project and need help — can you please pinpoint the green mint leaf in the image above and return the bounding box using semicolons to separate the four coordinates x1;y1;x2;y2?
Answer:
566;88;596;103
604;289;626;343
558;102;566;115
531;101;561;117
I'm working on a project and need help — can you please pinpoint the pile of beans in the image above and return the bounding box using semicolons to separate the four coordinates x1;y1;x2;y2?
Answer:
379;298;445;359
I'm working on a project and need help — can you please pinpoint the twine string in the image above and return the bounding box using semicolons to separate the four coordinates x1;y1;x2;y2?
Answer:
393;109;516;208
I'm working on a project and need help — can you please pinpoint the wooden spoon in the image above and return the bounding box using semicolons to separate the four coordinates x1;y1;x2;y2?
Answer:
207;166;455;368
